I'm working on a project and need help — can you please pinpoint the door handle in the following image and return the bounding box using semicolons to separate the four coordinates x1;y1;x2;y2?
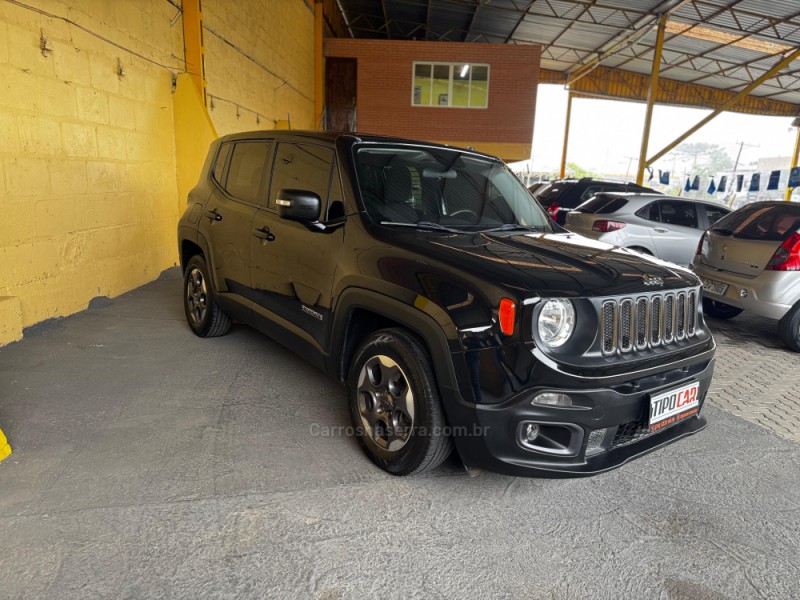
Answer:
252;226;275;242
654;227;669;233
206;208;223;222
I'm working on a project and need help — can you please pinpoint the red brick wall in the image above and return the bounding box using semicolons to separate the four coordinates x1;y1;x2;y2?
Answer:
324;39;540;146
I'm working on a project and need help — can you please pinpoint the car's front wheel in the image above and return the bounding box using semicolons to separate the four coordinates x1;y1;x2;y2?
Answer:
347;328;452;476
778;301;800;352
183;255;232;337
703;298;742;320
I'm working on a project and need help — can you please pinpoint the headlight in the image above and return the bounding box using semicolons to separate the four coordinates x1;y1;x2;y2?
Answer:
537;299;575;347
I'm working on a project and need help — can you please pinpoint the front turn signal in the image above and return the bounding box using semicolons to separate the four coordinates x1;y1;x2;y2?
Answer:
499;298;516;336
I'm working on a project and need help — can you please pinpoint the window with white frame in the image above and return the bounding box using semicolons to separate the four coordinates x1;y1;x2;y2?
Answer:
412;62;490;108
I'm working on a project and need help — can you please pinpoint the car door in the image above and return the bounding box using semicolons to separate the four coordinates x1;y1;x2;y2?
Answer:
201;140;270;299
250;141;345;351
646;200;702;266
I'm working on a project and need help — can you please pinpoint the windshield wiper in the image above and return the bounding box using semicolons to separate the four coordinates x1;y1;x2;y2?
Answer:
480;224;547;233
380;221;469;234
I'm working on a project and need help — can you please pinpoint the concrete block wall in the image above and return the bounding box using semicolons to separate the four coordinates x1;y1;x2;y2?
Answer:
0;0;319;344
0;0;184;337
203;0;315;134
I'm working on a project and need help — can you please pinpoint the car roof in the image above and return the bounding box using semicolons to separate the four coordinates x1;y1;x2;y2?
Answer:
215;130;502;161
591;191;730;209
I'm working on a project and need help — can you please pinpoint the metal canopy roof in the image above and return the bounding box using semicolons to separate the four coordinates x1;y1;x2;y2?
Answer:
336;0;800;114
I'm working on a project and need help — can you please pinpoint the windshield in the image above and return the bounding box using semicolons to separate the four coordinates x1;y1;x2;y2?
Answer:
353;145;553;232
711;203;800;241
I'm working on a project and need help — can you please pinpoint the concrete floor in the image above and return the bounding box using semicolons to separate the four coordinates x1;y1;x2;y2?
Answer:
1;269;799;599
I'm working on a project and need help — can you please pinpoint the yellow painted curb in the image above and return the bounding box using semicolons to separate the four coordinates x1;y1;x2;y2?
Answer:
0;428;11;463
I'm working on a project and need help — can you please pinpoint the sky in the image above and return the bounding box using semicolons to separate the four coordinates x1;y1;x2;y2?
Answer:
519;84;798;179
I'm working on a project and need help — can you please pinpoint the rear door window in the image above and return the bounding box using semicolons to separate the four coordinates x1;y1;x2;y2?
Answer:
704;204;730;226
658;200;699;228
638;202;660;222
225;141;271;204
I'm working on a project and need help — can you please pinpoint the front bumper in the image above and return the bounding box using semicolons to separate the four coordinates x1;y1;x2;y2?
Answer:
694;262;800;321
442;344;715;477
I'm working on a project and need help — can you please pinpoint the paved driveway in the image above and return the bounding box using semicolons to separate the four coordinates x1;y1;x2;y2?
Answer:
0;271;798;599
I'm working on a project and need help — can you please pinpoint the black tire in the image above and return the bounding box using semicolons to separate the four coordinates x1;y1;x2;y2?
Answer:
183;255;232;337
778;301;800;352
703;298;743;320
346;328;452;476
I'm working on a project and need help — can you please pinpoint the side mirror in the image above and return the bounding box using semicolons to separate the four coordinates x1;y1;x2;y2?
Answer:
276;189;321;224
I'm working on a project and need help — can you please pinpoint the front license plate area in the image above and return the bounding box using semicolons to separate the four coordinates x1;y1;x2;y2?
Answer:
701;278;728;296
649;382;700;433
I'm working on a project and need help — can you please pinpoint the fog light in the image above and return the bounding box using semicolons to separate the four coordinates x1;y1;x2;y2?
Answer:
585;427;608;456
532;393;573;407
739;289;748;298
524;423;540;443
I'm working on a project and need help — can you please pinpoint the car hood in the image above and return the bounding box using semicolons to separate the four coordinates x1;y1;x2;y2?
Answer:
381;229;698;297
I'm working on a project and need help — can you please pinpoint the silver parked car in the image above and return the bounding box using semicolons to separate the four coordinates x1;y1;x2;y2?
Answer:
693;201;800;351
565;193;731;267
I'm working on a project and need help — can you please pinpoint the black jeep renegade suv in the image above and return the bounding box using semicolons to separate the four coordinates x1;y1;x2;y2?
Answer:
178;131;716;477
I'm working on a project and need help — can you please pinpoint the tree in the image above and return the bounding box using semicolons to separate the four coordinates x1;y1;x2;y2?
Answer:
565;162;597;179
675;142;733;178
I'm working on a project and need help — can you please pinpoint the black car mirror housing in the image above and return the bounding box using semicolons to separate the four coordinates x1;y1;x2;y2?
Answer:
277;189;321;223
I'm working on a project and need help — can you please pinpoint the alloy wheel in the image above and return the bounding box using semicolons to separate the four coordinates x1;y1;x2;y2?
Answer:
186;267;208;325
356;354;415;452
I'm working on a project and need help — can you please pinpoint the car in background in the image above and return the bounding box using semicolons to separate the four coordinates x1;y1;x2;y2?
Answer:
534;177;656;225
527;181;548;196
565;193;731;267
693;201;800;351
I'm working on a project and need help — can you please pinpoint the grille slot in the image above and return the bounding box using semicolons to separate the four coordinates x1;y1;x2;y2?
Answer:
599;289;700;356
635;297;648;350
664;295;674;343
676;293;686;340
619;299;633;352
650;297;662;347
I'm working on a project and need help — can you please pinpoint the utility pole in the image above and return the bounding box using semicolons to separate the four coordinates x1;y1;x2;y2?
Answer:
730;141;758;204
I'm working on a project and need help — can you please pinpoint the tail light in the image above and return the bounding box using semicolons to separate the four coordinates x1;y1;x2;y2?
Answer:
766;232;800;271
696;231;708;256
546;202;559;220
592;220;625;232
498;298;516;336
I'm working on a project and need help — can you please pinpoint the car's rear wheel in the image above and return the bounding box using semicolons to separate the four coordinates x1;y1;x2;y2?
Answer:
183;255;231;337
628;246;652;255
347;328;452;476
778;301;800;352
703;298;742;320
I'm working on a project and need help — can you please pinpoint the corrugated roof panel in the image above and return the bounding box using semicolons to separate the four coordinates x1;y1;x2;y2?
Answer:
515;15;571;44
581;6;637;28
551;22;620;51
660;66;707;82
736;0;800;20
586;0;661;11
765;91;800;104
662;35;722;56
470;7;521;38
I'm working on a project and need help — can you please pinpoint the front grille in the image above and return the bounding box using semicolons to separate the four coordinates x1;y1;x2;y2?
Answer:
600;289;698;356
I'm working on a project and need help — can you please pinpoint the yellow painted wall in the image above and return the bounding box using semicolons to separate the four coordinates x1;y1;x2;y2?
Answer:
0;0;183;339
0;1;319;345
203;0;316;134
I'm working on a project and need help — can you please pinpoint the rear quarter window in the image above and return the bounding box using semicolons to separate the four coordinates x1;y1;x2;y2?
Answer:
577;196;628;214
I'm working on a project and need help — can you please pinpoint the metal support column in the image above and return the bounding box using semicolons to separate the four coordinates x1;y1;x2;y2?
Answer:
647;47;800;167
315;1;325;130
636;13;667;185
786;123;800;201
182;0;206;106
560;92;573;179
